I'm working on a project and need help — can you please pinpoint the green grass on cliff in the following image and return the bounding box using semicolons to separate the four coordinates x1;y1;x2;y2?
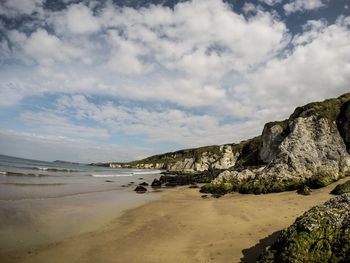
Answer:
290;93;350;122
127;144;223;166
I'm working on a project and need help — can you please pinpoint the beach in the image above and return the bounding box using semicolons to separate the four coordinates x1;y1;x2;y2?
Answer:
1;177;348;263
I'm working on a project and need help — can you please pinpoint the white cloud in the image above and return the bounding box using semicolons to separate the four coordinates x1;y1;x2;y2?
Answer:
1;0;350;161
51;3;101;34
0;0;44;17
55;95;265;147
9;29;84;66
2;0;289;110
284;0;329;15
0;129;152;162
234;17;350;113
20;111;110;140
106;32;153;74
258;0;282;6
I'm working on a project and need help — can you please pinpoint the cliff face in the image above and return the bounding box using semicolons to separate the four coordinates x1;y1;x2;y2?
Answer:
213;93;350;192
258;194;350;262
108;144;243;171
100;93;350;192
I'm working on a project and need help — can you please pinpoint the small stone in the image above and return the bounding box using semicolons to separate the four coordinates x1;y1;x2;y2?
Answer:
134;186;147;193
151;179;162;187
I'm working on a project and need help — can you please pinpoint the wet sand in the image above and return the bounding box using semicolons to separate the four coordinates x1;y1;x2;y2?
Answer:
1;178;348;263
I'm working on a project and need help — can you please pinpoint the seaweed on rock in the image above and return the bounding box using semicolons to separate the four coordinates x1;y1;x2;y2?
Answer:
258;194;350;263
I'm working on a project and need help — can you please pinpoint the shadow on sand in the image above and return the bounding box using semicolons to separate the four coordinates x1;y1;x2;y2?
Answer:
240;230;282;263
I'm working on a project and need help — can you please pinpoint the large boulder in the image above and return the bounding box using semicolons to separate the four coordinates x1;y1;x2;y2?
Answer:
258;194;350;262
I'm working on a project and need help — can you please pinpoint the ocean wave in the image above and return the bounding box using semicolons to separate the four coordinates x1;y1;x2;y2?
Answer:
28;167;79;172
91;174;133;178
132;170;162;175
1;182;66;186
1;171;48;177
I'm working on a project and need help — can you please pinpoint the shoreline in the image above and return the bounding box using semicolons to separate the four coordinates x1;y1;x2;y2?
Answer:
1;178;349;263
0;186;160;254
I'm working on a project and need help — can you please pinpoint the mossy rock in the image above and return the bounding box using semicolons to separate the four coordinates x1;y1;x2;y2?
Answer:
331;180;350;195
297;184;311;195
306;172;336;189
238;179;301;195
158;169;221;186
258;194;350;263
200;182;233;195
201;178;302;196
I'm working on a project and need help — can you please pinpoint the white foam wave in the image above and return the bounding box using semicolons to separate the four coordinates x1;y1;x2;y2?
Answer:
33;167;78;172
132;170;162;175
91;174;133;178
0;171;7;175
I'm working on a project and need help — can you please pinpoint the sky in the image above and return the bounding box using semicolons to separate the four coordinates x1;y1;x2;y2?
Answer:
0;0;349;163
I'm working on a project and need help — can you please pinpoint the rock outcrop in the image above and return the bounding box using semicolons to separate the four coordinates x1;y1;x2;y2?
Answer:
95;93;350;194
258;194;350;262
97;140;258;172
210;93;350;194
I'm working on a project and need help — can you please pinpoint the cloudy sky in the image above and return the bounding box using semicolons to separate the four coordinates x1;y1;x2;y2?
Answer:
0;0;349;163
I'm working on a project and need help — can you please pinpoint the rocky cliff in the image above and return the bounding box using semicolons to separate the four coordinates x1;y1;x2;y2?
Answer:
203;93;350;194
98;93;350;194
98;137;262;172
258;194;350;262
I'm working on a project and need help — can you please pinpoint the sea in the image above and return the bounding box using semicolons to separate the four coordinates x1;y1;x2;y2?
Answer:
0;154;162;200
0;154;162;252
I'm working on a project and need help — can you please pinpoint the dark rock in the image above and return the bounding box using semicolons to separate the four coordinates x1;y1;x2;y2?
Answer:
337;100;350;153
151;179;162;187
331;180;350;195
306;173;336;189
134;186;147;193
165;182;177;187
189;185;199;188
297;184;311;195
158;169;222;187
121;185;128;187
138;177;143;180
139;182;149;186
105;180;114;183
211;194;223;198
201;195;208;198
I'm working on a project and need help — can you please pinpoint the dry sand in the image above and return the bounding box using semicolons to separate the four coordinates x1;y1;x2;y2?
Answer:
1;178;349;263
